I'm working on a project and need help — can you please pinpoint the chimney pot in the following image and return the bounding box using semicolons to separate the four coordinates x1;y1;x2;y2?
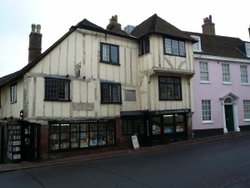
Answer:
202;15;215;35
106;15;121;30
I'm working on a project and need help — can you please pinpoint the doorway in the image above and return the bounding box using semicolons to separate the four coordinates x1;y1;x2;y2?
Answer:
225;105;234;132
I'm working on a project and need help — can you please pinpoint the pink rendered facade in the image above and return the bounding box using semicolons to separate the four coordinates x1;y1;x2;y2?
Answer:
192;57;250;136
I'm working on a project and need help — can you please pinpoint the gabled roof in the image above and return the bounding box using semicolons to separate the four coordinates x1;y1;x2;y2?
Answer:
188;32;249;59
131;14;195;42
0;19;134;87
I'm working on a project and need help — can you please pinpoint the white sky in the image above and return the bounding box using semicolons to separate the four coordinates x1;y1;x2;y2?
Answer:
0;0;250;77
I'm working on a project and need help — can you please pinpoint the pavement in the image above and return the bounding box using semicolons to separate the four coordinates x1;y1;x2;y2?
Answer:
1;131;250;173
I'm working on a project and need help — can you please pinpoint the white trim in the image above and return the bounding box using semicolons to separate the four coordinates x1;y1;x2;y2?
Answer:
200;81;211;84
194;54;250;64
202;120;213;124
244;119;250;122
222;82;232;85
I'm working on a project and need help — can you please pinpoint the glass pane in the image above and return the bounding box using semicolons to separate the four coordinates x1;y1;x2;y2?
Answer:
163;115;174;134
90;124;97;131
60;133;70;149
172;40;179;55
134;119;144;135
80;124;88;131
164;38;172;54
89;132;98;146
71;132;79;148
102;84;112;103
107;131;115;145
71;124;79;132
152;117;161;135
49;133;59;150
98;131;106;146
112;85;121;102
61;124;70;132
80;132;88;148
102;44;110;61
110;46;118;63
50;124;60;133
179;41;185;56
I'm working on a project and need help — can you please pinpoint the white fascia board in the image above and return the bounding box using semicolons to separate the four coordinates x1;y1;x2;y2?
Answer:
194;54;250;64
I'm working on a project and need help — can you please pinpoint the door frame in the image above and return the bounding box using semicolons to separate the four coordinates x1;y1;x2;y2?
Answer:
220;93;240;133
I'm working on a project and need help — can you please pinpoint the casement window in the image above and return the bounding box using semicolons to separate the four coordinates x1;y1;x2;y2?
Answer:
222;64;231;83
191;35;202;52
202;100;212;122
10;84;17;103
100;43;119;64
49;120;115;151
243;100;250;120
159;76;182;100
122;119;144;135
240;65;249;84
138;36;150;56
101;82;121;104
45;78;70;101
164;38;186;57
199;62;209;82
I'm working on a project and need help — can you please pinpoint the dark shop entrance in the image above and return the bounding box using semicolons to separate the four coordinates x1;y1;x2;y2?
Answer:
121;109;190;146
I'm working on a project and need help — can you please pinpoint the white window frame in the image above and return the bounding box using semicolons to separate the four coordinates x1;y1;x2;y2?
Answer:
245;43;250;58
191;35;202;52
199;61;210;83
243;100;250;121
201;99;213;123
10;84;17;103
222;64;231;84
240;65;249;84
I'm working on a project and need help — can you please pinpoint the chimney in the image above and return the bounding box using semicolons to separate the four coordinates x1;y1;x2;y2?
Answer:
202;15;215;35
28;24;42;63
106;15;121;30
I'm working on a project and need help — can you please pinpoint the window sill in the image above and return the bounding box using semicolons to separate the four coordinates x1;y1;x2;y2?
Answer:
10;101;17;104
202;120;213;124
241;83;250;86
200;81;211;84
44;99;71;102
222;82;232;85
244;119;250;122
100;61;120;66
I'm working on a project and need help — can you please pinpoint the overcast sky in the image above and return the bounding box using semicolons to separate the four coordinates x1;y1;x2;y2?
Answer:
0;0;249;77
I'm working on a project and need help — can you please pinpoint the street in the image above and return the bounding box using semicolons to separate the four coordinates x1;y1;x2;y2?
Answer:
1;136;250;188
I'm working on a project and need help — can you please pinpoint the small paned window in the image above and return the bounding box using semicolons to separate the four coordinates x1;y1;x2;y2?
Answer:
45;78;70;101
202;100;212;122
139;36;150;56
199;62;209;82
101;82;121;104
243;100;250;120
159;76;182;100
164;38;186;57
100;43;119;64
245;43;250;58
10;84;17;103
240;65;249;84
222;64;231;83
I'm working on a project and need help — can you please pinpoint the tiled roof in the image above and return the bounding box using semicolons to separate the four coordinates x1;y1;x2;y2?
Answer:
188;32;249;59
131;14;195;42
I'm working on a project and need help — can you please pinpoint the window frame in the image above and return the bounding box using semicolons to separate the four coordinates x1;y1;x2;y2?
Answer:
243;100;250;121
245;43;250;58
240;65;249;84
199;61;210;83
10;83;17;103
201;99;212;123
44;77;71;101
158;76;182;101
100;43;119;65
101;82;122;104
163;37;186;57
222;64;231;84
191;35;202;52
138;36;150;56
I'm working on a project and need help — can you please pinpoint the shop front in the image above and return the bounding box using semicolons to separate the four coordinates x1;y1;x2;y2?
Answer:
121;109;190;146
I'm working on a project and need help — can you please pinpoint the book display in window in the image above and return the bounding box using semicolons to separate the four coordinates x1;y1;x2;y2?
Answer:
7;124;22;161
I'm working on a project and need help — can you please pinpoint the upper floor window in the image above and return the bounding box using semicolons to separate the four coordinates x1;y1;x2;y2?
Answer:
245;43;250;58
45;78;70;101
199;62;209;82
138;36;150;56
101;82;121;104
10;84;17;103
100;43;119;65
243;100;250;120
191;35;202;52
240;65;249;84
222;64;231;83
159;76;182;100
201;100;212;122
164;38;186;57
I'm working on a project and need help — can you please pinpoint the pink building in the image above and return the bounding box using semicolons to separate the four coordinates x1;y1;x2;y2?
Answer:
190;16;250;137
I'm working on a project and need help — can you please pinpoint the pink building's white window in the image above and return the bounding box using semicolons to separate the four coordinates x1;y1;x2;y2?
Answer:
199;62;209;82
202;100;212;123
243;100;250;121
222;64;231;83
240;65;249;84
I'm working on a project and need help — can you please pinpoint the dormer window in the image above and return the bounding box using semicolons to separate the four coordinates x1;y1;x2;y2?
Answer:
245;43;250;58
191;35;202;52
138;36;150;56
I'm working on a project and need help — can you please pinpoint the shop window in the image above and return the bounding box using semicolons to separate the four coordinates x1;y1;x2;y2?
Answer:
163;115;174;134
122;119;144;135
152;116;161;135
49;120;115;151
159;76;182;100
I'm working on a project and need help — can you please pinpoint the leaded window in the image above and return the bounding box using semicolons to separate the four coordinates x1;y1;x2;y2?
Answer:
45;78;70;101
164;38;186;57
101;82;121;104
138;36;150;56
159;76;182;100
100;43;119;64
